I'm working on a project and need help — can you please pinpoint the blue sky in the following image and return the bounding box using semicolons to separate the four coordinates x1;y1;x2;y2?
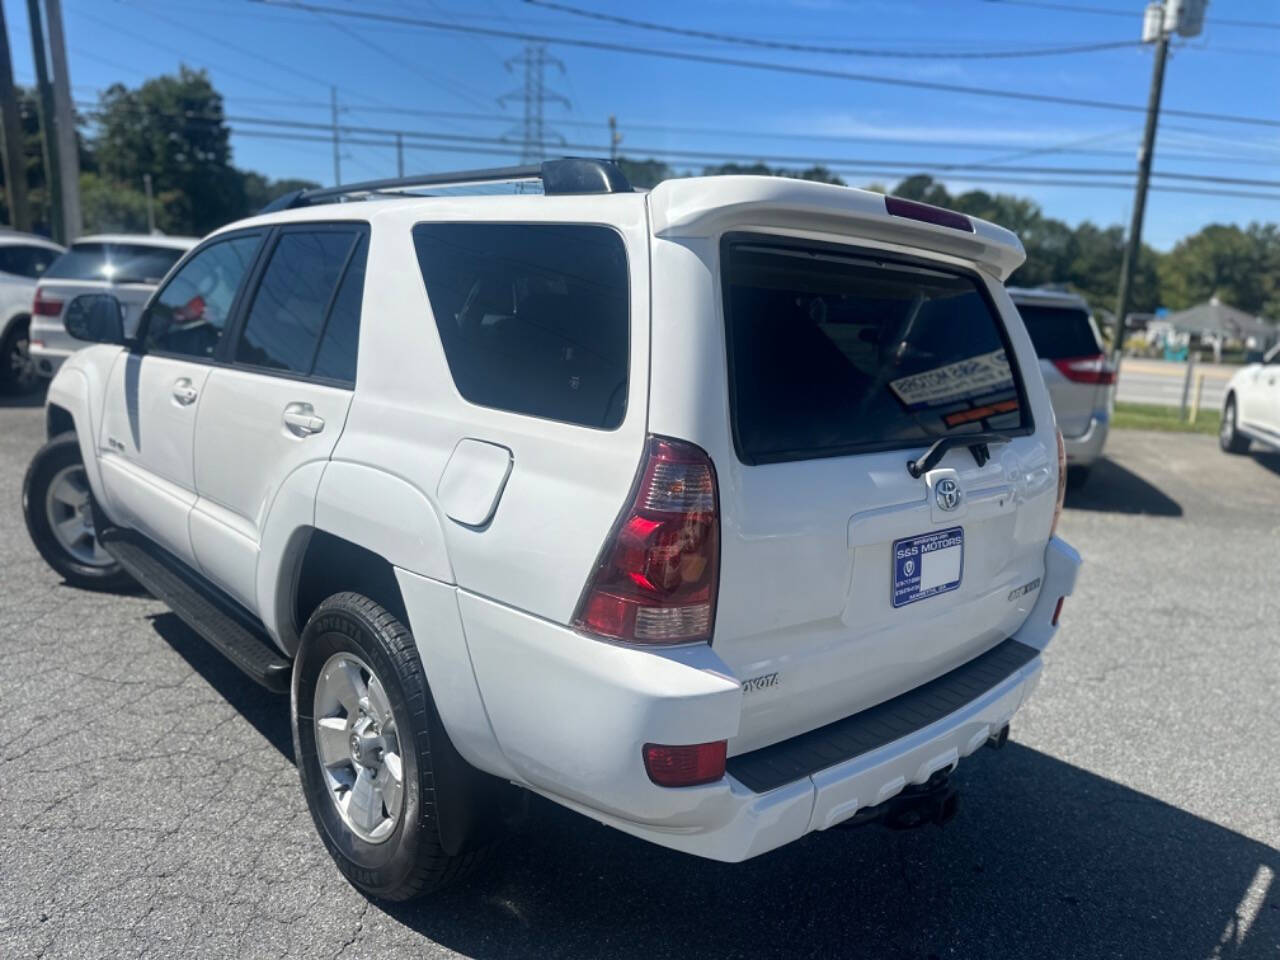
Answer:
4;0;1278;249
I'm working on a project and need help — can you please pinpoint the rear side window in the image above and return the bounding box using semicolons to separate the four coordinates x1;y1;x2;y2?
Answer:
236;229;360;377
0;244;59;279
414;223;629;429
721;235;1031;464
1014;303;1104;359
44;242;185;284
311;237;367;384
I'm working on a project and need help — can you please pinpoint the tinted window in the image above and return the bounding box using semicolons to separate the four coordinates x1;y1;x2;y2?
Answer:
236;230;357;375
312;236;366;384
0;244;59;279
1015;303;1104;359
142;235;262;359
44;242;185;284
414;223;629;429
722;235;1029;464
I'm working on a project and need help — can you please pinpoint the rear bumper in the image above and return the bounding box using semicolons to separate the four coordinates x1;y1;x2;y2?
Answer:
1063;412;1109;466
449;536;1081;862
28;316;76;377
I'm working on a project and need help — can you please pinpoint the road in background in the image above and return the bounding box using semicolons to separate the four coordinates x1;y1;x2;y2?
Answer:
1117;357;1234;411
2;400;1278;959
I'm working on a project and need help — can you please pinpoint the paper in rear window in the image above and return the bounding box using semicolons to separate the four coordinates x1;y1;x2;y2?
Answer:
720;234;1031;464
1014;303;1104;360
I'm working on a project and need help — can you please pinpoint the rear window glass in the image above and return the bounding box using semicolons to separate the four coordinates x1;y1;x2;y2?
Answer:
44;242;185;284
414;223;629;429
1014;303;1103;359
721;235;1030;464
0;244;59;279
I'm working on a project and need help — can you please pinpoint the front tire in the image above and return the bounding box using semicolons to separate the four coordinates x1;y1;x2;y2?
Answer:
1220;395;1250;454
293;593;486;900
23;433;133;591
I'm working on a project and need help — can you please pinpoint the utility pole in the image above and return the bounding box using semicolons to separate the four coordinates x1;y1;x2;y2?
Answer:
1111;0;1207;369
143;172;155;234
0;4;31;232
499;43;568;164
25;0;61;242
330;85;340;186
395;132;403;177
608;114;621;162
43;0;79;240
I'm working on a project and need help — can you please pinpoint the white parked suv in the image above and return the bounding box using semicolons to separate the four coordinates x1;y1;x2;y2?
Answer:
28;233;196;378
0;230;63;393
22;160;1079;901
1007;287;1114;488
1220;343;1280;455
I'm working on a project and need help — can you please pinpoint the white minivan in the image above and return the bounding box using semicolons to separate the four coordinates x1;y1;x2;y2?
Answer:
24;161;1078;900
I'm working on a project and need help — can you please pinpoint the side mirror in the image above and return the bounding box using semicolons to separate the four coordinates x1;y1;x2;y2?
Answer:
63;294;126;345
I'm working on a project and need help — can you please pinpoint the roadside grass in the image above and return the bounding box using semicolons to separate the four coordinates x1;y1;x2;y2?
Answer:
1111;402;1221;435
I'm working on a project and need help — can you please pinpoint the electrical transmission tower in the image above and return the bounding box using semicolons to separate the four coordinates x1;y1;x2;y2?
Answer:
499;43;569;164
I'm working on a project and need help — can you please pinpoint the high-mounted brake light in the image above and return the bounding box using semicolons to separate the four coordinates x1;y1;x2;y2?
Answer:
643;741;727;787
33;288;63;316
884;196;975;233
1050;428;1067;538
573;435;720;645
1053;354;1116;385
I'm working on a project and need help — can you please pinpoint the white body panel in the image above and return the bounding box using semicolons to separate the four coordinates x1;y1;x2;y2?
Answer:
1227;353;1280;449
44;175;1082;862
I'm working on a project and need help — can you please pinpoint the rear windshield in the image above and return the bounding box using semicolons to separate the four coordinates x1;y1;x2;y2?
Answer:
1014;303;1104;359
721;235;1031;464
44;242;185;284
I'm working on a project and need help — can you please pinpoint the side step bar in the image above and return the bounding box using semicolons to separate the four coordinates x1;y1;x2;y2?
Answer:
99;527;292;693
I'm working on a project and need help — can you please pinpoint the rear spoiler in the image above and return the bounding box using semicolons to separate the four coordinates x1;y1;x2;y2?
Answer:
648;177;1025;281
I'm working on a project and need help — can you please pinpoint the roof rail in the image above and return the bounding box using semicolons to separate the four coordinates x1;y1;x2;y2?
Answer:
259;157;632;214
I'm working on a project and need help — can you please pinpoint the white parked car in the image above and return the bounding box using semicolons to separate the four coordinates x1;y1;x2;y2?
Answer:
28;233;197;378
0;230;64;393
1007;287;1114;488
22;161;1079;901
1220;344;1280;454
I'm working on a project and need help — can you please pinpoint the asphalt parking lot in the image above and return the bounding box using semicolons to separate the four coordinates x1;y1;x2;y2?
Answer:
2;396;1278;960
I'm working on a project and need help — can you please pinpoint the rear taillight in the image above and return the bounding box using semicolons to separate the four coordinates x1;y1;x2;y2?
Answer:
643;741;727;787
33;288;63;316
573;435;720;645
884;195;974;233
1050;428;1066;538
1052;354;1116;385
1052;596;1065;626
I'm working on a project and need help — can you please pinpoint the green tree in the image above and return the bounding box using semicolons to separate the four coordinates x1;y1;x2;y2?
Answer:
615;156;676;190
1158;223;1279;317
240;172;321;212
93;66;244;235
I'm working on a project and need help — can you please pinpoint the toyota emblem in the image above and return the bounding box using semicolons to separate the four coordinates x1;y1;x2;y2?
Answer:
935;478;963;512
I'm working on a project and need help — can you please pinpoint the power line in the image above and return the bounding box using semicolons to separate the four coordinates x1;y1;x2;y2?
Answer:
979;0;1280;30
524;0;1141;59
252;0;1280;130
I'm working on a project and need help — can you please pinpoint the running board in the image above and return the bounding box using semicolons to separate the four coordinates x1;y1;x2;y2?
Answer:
99;527;292;693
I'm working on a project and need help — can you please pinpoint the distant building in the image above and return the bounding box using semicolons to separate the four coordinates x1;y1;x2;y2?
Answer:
1164;297;1278;361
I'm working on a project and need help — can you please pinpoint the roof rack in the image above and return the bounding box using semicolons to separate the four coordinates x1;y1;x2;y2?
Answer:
259;157;632;213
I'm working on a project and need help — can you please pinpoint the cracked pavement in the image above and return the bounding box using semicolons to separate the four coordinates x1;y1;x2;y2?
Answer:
2;398;1278;959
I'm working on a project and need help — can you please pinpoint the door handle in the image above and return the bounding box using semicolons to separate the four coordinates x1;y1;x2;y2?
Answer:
283;402;325;437
172;378;198;406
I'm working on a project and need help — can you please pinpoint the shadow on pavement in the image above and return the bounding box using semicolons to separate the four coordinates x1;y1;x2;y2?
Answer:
147;617;1279;958
1065;456;1183;517
0;386;46;409
149;612;293;761
1250;450;1280;478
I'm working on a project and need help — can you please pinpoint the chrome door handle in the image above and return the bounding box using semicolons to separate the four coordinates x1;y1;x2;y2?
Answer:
172;378;198;406
283;402;325;437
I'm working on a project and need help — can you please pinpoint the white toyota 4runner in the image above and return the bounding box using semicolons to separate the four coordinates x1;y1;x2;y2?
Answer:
22;159;1080;901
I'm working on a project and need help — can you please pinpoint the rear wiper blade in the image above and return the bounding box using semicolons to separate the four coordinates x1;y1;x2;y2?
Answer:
907;433;1011;478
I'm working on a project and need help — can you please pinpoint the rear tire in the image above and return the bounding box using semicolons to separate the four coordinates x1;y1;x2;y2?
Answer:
0;317;42;395
23;433;134;591
293;592;488;901
1220;395;1250;454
